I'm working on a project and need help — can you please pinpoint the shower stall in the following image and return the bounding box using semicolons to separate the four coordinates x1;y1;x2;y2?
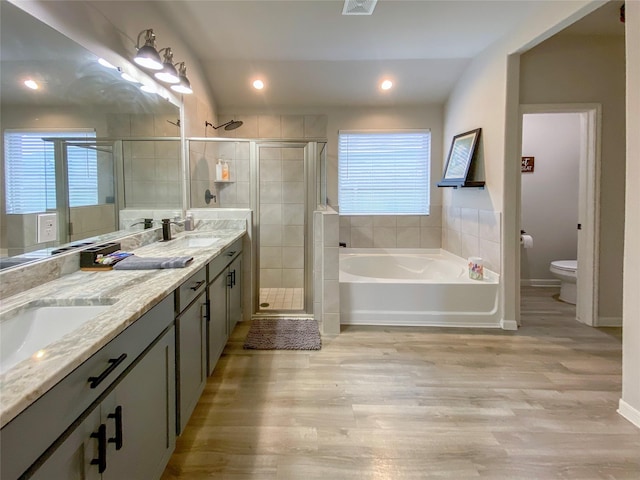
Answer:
187;138;325;317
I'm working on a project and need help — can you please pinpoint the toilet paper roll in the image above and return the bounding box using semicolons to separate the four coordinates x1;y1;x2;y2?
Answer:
468;256;484;281
521;234;533;249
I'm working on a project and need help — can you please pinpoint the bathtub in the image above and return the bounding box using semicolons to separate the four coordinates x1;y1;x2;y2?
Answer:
339;249;500;328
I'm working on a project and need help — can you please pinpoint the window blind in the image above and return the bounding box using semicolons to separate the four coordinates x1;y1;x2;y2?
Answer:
4;130;98;214
338;130;430;215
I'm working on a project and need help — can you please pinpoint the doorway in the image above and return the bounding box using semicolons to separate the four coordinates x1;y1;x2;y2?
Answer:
519;105;600;326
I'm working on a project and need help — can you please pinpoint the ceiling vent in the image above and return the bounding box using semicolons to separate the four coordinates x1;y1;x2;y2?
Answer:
342;0;378;15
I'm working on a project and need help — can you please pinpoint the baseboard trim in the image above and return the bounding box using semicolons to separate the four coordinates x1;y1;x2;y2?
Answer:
520;279;561;287
618;399;640;429
597;316;623;327
500;319;518;331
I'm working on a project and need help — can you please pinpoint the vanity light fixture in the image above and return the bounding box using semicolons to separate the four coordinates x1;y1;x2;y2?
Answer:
24;79;39;90
140;83;157;94
380;79;393;90
98;58;117;70
134;29;163;70
120;71;139;83
154;48;180;84
252;79;265;90
170;62;193;94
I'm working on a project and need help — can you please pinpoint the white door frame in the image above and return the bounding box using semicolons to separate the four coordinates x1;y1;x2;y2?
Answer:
518;103;601;326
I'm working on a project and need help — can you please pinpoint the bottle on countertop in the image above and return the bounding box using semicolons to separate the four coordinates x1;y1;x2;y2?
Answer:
184;211;194;231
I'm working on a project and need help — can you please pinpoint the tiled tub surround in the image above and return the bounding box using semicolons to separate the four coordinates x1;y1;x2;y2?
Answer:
442;207;501;273
0;227;245;428
339;210;443;249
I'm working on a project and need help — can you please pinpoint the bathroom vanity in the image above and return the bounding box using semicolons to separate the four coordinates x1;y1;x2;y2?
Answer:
0;229;245;479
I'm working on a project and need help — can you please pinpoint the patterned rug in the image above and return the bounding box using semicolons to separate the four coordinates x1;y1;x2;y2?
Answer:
243;318;321;350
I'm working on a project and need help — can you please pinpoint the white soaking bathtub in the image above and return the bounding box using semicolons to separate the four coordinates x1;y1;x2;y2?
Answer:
339;249;500;328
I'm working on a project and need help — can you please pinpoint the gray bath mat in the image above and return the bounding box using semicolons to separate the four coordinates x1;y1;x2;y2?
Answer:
243;318;321;350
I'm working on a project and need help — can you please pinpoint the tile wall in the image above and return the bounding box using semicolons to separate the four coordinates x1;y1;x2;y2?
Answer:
259;146;305;289
106;113;182;210
339;210;443;249
442;207;501;273
314;208;340;335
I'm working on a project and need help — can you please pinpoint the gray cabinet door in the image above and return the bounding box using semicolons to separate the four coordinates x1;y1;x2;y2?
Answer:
103;326;176;480
228;256;242;334
31;408;102;480
208;271;228;376
31;327;175;480
176;294;207;434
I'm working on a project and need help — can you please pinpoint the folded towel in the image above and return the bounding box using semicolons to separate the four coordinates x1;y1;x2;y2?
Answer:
113;255;193;270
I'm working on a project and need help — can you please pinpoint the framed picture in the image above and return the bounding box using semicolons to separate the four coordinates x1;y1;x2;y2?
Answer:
438;128;481;186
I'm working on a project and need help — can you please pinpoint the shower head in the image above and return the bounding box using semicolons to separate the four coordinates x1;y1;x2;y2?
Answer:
205;120;244;131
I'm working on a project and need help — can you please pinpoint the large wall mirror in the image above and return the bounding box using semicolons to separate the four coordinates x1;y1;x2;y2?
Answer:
0;0;183;269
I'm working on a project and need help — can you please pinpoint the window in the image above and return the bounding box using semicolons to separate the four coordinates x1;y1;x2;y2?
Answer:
338;130;430;215
4;130;98;214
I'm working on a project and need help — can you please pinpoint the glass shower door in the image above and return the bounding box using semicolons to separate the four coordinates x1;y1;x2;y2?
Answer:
256;143;308;313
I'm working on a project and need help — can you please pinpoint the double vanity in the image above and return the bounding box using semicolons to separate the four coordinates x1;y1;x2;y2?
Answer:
0;227;245;479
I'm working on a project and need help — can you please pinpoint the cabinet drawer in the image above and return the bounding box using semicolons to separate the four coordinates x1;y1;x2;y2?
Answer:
177;267;206;313
0;296;173;480
207;238;242;283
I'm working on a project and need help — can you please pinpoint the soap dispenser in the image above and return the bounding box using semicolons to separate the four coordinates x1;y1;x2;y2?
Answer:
185;211;194;231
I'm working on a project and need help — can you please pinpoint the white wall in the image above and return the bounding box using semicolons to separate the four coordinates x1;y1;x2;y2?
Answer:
519;33;626;319
521;113;581;282
620;0;640;428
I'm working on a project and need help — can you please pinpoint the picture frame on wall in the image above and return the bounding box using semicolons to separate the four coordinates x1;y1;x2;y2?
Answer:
438;128;482;187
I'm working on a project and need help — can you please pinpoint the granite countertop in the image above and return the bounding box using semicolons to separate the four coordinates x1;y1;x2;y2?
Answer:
0;228;245;428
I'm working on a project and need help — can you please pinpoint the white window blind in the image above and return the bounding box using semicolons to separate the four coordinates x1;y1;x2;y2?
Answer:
4;130;98;214
338;130;430;215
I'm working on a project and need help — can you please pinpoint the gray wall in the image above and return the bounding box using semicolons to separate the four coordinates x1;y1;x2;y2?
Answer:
520;112;581;283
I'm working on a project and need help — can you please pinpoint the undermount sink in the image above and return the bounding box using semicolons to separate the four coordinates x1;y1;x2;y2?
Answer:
175;234;224;249
0;300;116;374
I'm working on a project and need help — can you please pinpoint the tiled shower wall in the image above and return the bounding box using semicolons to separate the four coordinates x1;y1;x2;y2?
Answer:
107;113;182;210
259;146;305;289
189;114;328;210
190;141;251;209
442;207;501;273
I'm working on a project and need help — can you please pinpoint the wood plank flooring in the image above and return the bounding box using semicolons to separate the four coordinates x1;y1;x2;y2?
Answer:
162;286;639;479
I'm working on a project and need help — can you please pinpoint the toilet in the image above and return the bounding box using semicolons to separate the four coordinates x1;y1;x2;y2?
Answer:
549;260;577;304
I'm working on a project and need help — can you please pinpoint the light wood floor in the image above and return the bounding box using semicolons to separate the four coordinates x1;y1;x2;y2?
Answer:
162;287;639;479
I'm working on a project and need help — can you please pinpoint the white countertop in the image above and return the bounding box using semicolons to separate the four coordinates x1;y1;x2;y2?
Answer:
0;228;245;428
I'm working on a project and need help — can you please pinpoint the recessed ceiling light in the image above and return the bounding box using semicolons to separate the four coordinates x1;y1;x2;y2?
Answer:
24;79;39;90
98;58;117;69
381;79;393;90
253;79;264;90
